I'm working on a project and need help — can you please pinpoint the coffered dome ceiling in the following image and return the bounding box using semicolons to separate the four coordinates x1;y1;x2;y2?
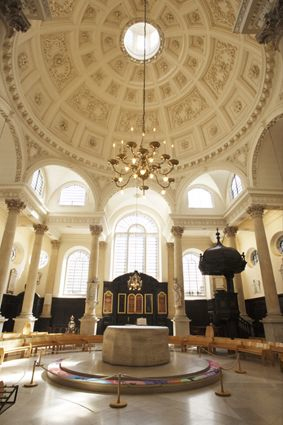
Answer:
2;0;274;175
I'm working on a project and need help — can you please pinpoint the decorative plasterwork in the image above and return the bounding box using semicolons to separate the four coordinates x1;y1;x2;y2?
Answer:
0;0;277;175
224;189;283;225
0;109;23;182
47;215;103;226
170;215;226;229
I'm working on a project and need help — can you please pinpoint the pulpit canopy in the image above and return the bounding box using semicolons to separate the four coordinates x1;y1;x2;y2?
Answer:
199;229;246;277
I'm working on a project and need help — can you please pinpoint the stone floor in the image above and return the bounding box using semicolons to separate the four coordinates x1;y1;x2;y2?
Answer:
1;347;283;425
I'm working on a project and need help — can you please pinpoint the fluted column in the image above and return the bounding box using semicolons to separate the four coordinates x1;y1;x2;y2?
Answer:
247;205;283;341
80;224;103;335
171;226;190;336
224;226;249;318
14;224;48;333
167;242;175;319
40;240;60;318
0;199;25;331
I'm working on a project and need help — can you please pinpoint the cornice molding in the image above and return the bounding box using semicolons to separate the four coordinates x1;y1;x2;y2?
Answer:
47;214;103;226
170;215;226;229
0;183;47;222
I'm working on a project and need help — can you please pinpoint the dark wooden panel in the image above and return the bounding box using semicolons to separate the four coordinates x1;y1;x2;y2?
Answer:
50;297;85;332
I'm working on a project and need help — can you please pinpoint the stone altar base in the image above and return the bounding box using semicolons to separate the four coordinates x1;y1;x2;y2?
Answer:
102;325;170;366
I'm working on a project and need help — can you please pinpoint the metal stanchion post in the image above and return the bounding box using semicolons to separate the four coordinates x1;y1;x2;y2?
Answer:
109;373;127;408
23;360;38;388
235;352;247;374
215;368;231;397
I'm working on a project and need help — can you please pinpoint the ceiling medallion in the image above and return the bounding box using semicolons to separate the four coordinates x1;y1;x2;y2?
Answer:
109;0;178;195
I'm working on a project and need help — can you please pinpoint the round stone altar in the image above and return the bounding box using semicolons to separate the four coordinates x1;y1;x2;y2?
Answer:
102;325;170;366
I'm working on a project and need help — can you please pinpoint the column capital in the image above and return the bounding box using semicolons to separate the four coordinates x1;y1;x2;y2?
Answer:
33;223;48;234
167;242;174;248
5;198;26;213
224;225;238;238
171;226;184;238
90;224;103;236
247;204;264;218
51;239;60;249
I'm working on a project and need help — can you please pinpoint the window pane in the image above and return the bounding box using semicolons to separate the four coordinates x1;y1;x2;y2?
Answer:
183;252;206;298
113;214;159;279
231;175;243;199
188;188;213;208
64;250;89;295
60;185;86;206
39;251;48;269
31;170;44;197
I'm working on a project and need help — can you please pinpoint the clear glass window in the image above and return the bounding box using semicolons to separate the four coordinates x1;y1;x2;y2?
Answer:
123;22;161;61
250;249;259;266
188;188;213;208
231;174;243;199
38;250;49;269
59;185;86;206
31;169;44;197
63;249;89;295
113;214;159;279
183;252;206;298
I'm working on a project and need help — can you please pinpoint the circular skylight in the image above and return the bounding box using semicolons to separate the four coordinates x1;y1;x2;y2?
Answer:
123;21;161;61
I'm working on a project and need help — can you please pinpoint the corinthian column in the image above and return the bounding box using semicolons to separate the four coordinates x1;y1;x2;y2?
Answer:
96;240;107;318
0;199;25;331
224;226;249;318
247;205;283;341
171;226;190;336
80;224;103;335
167;242;174;319
13;224;48;333
40;240;60;318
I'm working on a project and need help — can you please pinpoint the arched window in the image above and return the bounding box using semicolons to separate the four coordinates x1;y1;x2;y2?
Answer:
59;185;86;206
113;214;159;279
63;249;89;295
188;188;213;208
231;174;243;199
183;252;206;298
31;169;44;197
38;250;49;269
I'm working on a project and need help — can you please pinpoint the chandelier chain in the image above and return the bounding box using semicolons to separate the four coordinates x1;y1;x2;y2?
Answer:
108;0;179;194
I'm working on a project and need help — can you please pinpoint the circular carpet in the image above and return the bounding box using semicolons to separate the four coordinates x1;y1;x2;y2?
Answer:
47;351;220;394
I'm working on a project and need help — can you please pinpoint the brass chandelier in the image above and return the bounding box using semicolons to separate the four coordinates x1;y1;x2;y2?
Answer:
108;0;179;195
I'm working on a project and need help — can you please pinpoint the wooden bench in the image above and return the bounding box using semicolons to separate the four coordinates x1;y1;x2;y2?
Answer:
237;341;272;363
168;336;187;352
183;335;213;353
0;344;31;364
